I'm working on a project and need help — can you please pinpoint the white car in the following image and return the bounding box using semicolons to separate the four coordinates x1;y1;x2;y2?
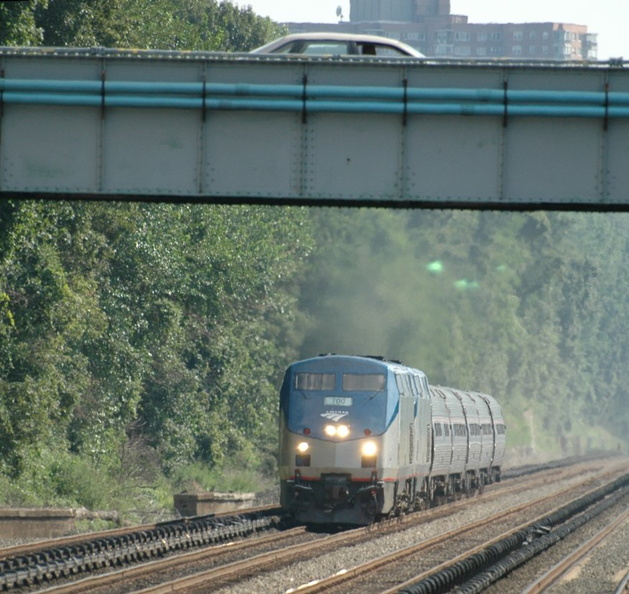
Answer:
251;32;424;58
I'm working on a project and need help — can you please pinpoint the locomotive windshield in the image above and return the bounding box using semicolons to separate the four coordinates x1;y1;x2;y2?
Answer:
295;372;335;390
342;373;385;391
285;370;390;437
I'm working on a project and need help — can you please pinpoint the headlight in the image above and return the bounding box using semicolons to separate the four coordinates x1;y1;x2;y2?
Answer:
324;424;337;437
361;441;377;457
337;424;350;438
297;441;310;453
324;424;350;438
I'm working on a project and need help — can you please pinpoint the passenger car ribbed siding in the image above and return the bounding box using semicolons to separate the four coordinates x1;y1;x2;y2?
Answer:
428;387;453;475
448;390;478;469
477;392;507;469
471;392;495;468
441;387;468;474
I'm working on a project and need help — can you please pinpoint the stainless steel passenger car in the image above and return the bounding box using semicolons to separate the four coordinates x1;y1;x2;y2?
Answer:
279;355;506;525
429;387;505;501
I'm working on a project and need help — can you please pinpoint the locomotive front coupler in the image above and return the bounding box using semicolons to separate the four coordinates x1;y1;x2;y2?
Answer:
349;480;384;504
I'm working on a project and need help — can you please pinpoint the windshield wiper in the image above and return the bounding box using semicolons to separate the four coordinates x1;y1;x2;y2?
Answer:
366;389;383;402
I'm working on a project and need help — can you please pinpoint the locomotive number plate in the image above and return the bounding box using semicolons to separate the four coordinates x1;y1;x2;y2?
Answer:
324;396;353;407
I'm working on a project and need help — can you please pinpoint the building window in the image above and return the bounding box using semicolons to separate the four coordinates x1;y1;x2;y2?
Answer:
490;32;502;41
529;45;536;55
490;46;502;56
512;45;522;55
454;46;471;56
477;31;488;41
455;31;470;41
542;31;549;40
476;46;487;56
513;31;523;41
529;30;537;40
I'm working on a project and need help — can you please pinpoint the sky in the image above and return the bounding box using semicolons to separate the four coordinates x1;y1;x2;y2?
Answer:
236;0;629;61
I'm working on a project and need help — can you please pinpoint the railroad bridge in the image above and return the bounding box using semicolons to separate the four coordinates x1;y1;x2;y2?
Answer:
1;47;629;210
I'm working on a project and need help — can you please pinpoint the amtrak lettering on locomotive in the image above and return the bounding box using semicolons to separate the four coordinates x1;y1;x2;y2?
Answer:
279;355;506;525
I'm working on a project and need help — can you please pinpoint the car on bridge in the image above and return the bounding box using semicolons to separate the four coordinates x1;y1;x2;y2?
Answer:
250;32;424;58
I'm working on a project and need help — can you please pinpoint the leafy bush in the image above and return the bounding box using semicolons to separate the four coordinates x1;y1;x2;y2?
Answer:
171;461;274;495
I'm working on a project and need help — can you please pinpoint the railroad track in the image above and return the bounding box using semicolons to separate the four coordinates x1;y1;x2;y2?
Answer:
522;507;629;593
209;462;626;594
286;467;629;594
0;505;280;562
0;506;285;592
34;460;625;593
391;475;628;594
0;456;622;593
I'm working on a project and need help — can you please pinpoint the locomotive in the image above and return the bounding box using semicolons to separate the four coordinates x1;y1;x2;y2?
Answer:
278;354;506;525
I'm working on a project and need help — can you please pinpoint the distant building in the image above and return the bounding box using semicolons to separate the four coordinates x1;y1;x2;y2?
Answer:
286;0;598;60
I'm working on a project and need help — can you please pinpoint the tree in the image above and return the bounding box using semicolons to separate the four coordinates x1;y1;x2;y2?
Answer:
33;0;285;50
0;0;46;46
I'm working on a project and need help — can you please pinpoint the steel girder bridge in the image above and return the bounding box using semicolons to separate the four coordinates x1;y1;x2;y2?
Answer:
1;47;629;210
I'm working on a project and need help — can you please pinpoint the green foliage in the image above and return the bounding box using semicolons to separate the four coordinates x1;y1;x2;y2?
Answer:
0;199;311;488
47;453;115;509
30;0;285;50
0;0;46;46
171;461;275;494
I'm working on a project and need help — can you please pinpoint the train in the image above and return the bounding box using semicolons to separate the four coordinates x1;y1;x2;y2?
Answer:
278;354;506;525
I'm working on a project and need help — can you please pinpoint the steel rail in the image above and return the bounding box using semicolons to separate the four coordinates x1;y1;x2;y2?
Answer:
0;504;279;562
0;461;610;593
521;507;629;593
0;506;283;590
614;568;629;594
131;469;628;594
397;476;629;594
287;469;628;594
131;531;363;594
32;525;309;594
